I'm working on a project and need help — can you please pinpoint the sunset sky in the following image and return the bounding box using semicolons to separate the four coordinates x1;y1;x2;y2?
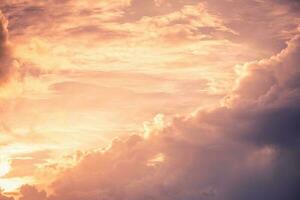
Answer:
0;0;299;200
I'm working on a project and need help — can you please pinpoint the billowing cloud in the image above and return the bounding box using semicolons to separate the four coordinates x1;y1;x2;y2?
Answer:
9;33;299;200
0;1;299;200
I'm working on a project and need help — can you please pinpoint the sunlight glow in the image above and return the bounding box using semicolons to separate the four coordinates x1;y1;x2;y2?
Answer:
0;158;11;178
0;177;34;192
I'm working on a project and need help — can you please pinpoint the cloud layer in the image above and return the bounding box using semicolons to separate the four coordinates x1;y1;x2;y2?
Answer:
9;34;299;200
0;11;14;84
0;1;299;199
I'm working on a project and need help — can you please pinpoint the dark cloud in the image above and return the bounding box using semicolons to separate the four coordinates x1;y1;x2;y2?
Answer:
275;0;300;10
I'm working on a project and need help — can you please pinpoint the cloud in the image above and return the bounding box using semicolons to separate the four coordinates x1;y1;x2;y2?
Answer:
1;1;236;46
0;191;14;200
134;2;236;45
0;11;15;85
0;1;299;200
228;35;300;108
9;33;299;200
0;0;131;38
275;0;300;10
19;185;47;200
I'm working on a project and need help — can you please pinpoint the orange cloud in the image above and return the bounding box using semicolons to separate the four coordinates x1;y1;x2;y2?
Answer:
0;1;299;200
0;11;16;85
9;34;299;200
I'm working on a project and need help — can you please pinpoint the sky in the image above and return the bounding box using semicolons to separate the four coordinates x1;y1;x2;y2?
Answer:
0;0;299;199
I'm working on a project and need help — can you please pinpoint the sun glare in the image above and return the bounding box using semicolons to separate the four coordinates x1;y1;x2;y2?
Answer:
0;159;11;178
0;177;34;192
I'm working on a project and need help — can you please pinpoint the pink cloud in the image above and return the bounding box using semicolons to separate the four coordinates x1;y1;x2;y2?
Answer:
10;34;299;200
0;11;15;84
0;1;299;200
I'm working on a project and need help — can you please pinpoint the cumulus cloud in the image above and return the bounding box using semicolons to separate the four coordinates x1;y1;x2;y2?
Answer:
0;1;299;200
8;33;299;200
19;185;47;200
